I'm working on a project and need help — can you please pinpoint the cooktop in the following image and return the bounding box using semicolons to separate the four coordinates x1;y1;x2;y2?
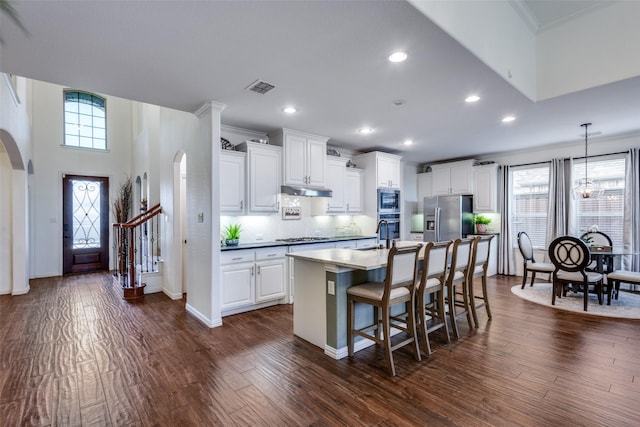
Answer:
275;237;330;243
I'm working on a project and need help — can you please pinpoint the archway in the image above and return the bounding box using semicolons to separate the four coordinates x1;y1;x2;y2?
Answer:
0;128;29;295
172;151;187;296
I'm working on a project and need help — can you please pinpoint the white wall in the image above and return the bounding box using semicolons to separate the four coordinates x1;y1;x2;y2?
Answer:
475;132;640;166
0;148;12;293
140;103;219;325
537;2;640;100
0;74;32;294
29;80;133;278
409;0;536;101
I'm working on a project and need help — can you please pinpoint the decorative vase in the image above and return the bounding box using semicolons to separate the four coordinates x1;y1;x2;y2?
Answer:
476;224;487;234
225;239;239;247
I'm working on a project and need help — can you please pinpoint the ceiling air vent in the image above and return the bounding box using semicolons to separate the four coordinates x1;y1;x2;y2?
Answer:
246;79;276;95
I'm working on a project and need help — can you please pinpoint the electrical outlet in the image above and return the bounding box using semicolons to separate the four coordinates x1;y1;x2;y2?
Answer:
327;280;335;295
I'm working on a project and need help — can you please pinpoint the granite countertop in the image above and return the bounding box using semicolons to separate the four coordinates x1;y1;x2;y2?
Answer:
285;240;424;270
221;235;377;251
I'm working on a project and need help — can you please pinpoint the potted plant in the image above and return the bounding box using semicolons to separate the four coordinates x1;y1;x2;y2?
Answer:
223;224;242;246
475;214;491;234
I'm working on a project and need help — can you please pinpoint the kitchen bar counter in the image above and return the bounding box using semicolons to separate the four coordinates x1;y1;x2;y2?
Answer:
286;241;422;359
221;235;377;251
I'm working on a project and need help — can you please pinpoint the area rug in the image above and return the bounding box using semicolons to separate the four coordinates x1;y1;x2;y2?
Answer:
511;283;640;319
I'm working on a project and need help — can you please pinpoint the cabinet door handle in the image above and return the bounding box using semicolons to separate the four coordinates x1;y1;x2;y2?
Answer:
240;200;243;210
232;257;242;261
257;266;261;274
267;253;277;257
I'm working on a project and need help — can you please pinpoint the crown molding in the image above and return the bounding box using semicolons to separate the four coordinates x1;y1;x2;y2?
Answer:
193;101;227;118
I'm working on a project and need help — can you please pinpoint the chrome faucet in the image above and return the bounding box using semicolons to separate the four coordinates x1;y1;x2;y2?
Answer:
376;219;390;249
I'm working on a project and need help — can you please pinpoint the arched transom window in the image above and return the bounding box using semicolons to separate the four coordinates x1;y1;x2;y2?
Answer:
64;90;106;150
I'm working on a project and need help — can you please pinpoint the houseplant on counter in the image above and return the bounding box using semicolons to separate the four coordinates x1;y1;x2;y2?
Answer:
223;224;242;246
474;214;491;234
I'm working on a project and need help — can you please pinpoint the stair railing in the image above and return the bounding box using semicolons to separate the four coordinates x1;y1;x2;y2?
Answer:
113;203;163;289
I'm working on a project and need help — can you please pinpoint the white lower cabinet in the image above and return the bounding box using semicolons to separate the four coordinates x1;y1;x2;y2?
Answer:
220;261;254;310
221;247;287;316
255;249;287;303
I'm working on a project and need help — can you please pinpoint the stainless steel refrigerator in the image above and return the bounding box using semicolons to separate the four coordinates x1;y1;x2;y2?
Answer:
423;195;474;242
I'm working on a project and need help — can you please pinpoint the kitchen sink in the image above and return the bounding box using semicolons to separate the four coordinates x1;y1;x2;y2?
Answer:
356;245;384;251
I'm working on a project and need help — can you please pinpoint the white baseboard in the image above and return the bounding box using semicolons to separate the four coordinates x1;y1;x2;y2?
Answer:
324;329;402;360
12;285;30;295
162;288;183;300
186;303;222;328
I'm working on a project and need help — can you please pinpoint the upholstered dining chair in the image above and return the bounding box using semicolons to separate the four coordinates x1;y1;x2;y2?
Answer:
468;234;495;328
444;237;479;340
548;236;604;312
416;240;452;356
517;231;555;289
605;270;640;304
347;242;422;376
580;231;613;272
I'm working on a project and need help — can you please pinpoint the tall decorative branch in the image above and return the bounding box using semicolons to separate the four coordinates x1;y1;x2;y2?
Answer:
113;176;133;224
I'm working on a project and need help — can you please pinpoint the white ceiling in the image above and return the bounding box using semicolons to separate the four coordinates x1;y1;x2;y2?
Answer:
1;0;638;164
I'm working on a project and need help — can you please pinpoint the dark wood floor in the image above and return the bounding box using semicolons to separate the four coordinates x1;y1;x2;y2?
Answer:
1;273;639;426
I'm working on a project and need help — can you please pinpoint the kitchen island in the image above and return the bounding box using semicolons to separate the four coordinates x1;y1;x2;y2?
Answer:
286;242;421;359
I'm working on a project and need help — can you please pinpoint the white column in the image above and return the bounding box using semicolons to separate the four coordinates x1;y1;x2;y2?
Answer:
12;169;29;295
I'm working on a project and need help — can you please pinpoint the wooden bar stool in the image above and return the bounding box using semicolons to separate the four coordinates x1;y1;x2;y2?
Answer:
468;235;495;327
416;240;452;355
444;237;478;340
347;243;422;376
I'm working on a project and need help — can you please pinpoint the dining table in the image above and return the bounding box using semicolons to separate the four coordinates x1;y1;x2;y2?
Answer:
589;248;638;274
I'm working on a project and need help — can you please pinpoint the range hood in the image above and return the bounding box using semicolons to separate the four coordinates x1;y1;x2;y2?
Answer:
280;185;333;198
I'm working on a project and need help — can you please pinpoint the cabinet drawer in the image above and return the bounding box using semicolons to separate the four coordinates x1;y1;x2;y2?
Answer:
255;247;287;261
221;250;255;264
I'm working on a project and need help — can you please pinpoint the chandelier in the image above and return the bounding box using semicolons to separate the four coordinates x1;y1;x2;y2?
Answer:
572;122;604;200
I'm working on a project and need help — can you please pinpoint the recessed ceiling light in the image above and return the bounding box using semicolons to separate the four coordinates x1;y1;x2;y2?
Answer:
392;99;406;106
388;51;407;63
403;139;413;146
358;127;374;135
465;95;480;103
502;115;516;123
283;106;297;114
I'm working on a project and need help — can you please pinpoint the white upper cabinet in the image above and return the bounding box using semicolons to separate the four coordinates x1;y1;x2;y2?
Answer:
430;159;475;195
270;128;328;188
220;151;246;214
353;151;402;190
320;157;347;213
417;172;433;200
376;153;402;188
352;151;403;215
345;168;363;213
237;142;281;213
472;163;499;213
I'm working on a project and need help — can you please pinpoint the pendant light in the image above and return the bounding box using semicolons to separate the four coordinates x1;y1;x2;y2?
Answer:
572;123;604;200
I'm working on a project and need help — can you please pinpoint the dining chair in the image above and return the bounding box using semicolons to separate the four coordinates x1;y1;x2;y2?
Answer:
468;234;495;328
416;240;452;355
580;231;613;272
548;236;604;311
605;270;640;304
444;237;478;340
347;242;422;376
517;231;555;289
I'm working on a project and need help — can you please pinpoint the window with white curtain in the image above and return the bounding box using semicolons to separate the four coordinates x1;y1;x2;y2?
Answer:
572;156;626;248
64;90;106;150
511;164;550;249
